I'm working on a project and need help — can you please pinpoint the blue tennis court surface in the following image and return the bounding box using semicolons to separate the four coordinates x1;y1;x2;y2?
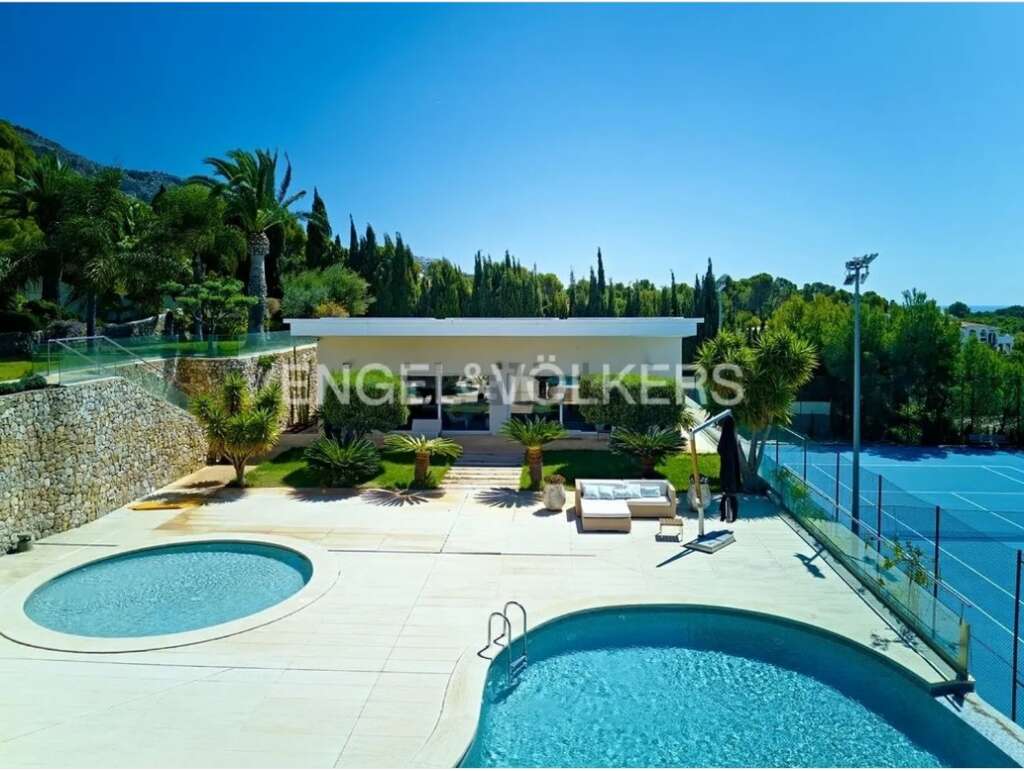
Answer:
771;441;1024;718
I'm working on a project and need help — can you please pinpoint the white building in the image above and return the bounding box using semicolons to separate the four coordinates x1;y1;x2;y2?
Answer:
286;317;701;435
960;322;1015;353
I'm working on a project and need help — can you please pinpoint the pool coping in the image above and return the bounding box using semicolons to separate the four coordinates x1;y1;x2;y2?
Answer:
412;595;1024;769
0;532;339;653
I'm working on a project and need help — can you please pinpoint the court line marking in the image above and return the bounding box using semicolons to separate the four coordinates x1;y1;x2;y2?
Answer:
797;461;1019;605
902;491;1024;496
984;466;1024;487
949;493;1024;537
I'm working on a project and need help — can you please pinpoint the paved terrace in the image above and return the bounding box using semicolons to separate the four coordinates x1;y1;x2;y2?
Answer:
0;471;974;768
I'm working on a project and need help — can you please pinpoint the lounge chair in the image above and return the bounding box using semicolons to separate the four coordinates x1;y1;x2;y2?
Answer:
574;479;677;532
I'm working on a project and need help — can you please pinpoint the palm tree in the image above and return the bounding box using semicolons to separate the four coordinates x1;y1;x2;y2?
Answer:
500;417;568;489
191;374;284;486
697;327;817;489
189;150;306;333
609;426;686;477
0;154;75;303
383;434;463;487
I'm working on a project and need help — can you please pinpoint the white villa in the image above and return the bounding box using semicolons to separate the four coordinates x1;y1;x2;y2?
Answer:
286;316;701;435
961;321;1015;352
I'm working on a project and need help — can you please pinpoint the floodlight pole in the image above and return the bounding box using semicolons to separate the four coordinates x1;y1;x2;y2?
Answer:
851;267;862;536
845;253;877;537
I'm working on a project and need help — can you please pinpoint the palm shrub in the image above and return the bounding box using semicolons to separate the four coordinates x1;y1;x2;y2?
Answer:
191;374;283;486
304;436;381;487
383;434;463;487
609;425;686;477
500;417;568;490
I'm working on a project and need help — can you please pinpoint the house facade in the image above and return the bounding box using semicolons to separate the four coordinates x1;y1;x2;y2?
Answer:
960;322;1015;353
286;317;701;434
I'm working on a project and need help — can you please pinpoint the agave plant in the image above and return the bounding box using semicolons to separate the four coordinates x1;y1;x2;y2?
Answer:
304;436;381;487
500;417;568;490
609;425;686;477
383;434;463;487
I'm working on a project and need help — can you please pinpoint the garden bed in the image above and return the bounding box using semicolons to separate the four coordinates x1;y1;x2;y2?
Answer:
522;450;721;492
245;448;455;490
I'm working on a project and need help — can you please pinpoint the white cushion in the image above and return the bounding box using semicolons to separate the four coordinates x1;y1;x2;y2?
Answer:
582;500;631;517
639;484;664;498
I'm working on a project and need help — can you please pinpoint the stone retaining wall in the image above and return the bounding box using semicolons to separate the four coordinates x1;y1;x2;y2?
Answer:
0;379;207;553
161;344;319;427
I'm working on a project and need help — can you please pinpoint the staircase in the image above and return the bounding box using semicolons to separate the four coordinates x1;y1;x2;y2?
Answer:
445;450;523;489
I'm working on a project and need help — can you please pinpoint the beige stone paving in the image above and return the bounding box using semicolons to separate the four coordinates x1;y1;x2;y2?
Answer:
0;473;949;768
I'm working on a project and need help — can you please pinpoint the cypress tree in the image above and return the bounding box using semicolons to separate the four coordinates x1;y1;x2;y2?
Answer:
702;258;717;336
305;188;331;269
348;216;360;276
670;271;679;316
587;267;601;317
596;248;607;314
568;268;576;317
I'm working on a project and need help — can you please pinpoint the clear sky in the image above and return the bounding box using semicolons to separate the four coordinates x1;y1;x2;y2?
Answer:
3;3;1022;305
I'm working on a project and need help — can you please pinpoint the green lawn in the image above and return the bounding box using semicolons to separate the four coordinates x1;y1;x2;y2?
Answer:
245;447;455;490
522;449;721;492
0;357;37;382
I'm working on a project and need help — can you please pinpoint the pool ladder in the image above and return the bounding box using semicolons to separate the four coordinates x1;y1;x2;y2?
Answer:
483;601;528;684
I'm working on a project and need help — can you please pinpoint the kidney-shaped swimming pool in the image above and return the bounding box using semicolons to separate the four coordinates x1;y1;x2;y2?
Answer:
461;606;1015;768
24;540;313;638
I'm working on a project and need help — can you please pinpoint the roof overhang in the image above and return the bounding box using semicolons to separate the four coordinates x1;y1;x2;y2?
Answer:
285;317;702;338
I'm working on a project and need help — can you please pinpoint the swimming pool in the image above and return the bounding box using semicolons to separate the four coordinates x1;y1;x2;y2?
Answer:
24;540;312;637
461;606;1015;768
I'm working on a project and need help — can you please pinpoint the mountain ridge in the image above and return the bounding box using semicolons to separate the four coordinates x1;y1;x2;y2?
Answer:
11;122;183;201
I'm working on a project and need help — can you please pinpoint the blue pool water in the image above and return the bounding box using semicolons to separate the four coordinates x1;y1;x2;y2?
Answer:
462;606;1014;768
24;541;312;637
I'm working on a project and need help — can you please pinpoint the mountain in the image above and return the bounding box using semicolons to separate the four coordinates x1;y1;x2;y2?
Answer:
12;123;182;202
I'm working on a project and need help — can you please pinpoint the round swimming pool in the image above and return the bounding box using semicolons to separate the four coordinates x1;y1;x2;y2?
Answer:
24;541;313;638
461;606;1014;768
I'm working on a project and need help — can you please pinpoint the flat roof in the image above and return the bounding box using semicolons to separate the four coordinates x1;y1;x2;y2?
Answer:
285;316;702;338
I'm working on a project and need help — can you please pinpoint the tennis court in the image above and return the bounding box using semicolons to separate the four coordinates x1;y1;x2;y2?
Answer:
770;439;1024;719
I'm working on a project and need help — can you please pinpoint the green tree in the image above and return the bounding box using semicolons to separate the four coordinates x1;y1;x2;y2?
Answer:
190;149;306;332
383;434;463;487
947;301;971;318
165;276;256;344
499;417;568;489
418;259;469;317
697;327;817;488
304;187;332;269
281;264;371;318
322;369;408;441
579;374;693;432
191;373;284;486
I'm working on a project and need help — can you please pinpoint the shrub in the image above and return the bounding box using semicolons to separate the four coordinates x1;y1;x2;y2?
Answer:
322;369;408;441
0;374;47;396
282;265;372;319
304;436;381;487
22;299;66;323
609;425;686;477
578;374;692;432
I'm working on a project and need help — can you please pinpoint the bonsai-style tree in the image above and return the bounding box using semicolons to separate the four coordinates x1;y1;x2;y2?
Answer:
164;276;256;349
191;372;283;486
500;417;567;490
696;327;816;490
383;434;463;487
609;425;686;477
189;149;306;332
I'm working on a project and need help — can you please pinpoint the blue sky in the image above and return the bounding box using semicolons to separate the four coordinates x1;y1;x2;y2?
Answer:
3;3;1023;305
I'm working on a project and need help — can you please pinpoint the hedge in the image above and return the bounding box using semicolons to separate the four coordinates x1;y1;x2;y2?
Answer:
0;374;48;397
322;369;409;439
578;373;688;431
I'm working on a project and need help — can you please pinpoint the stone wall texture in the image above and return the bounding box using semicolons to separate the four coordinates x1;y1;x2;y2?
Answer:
161;344;319;428
0;379;207;553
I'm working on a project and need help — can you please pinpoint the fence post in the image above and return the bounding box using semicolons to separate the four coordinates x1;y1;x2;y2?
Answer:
775;438;780;466
933;506;941;599
1013;550;1022;722
834;453;841;520
802;441;807;482
876;475;883;555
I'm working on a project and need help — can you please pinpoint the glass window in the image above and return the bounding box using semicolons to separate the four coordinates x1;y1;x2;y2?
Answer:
441;375;490;431
402;376;438;428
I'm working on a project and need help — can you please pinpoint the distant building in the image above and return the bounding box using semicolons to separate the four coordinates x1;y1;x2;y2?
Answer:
960;322;1015;352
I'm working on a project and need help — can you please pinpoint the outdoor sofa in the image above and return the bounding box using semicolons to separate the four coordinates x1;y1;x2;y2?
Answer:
574;479;677;532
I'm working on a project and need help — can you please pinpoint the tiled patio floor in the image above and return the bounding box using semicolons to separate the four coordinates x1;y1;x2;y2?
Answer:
0;471;961;768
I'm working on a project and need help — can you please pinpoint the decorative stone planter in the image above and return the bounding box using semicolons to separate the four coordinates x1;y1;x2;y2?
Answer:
543;482;566;511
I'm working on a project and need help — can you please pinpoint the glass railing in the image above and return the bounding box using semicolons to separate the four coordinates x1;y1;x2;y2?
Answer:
46;336;190;409
757;426;971;681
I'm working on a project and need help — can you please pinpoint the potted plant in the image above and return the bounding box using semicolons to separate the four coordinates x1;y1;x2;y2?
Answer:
543;473;566;511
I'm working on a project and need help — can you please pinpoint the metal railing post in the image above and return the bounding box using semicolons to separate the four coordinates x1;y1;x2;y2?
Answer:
933;506;941;599
876;475;883;556
775;438;780;465
802;440;808;482
1013;550;1022;722
834;452;841;520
